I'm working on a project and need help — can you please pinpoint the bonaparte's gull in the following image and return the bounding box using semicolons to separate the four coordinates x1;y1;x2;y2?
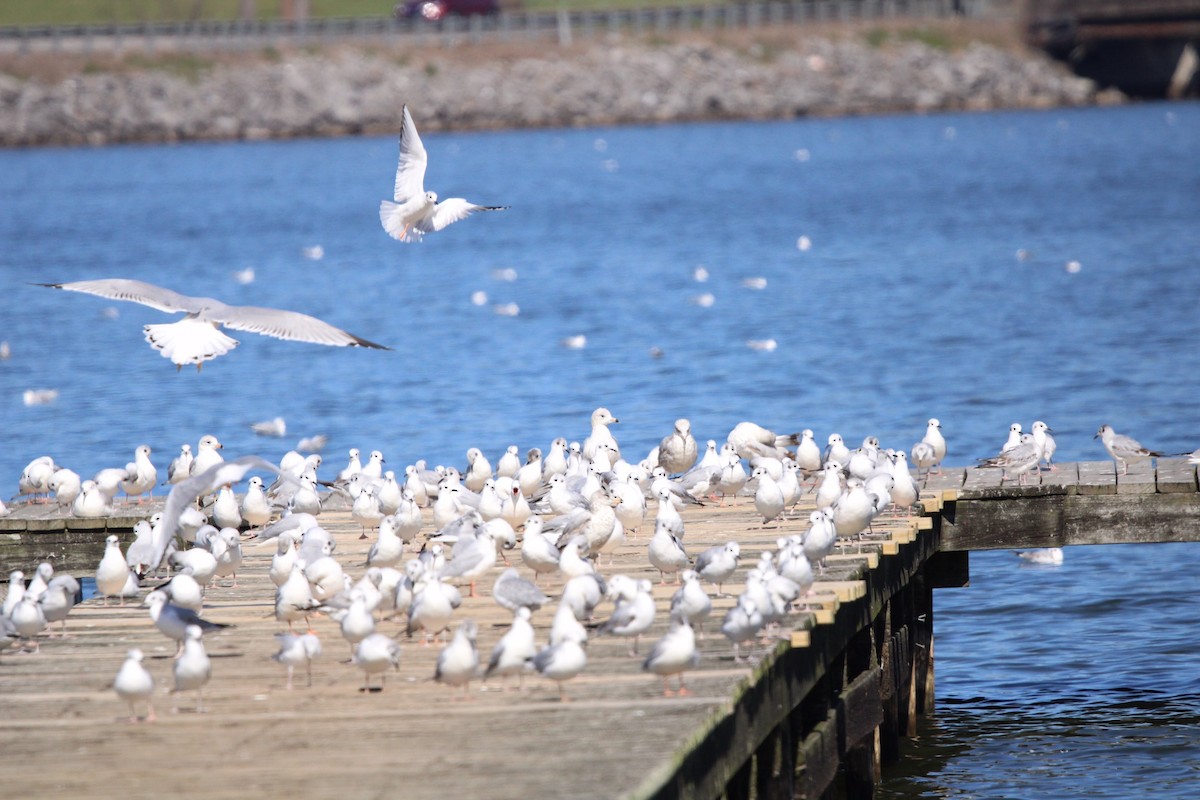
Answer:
694;541;740;596
143;590;231;654
272;632;322;690
648;519;690;584
1095;424;1164;475
172;625;212;713
1001;423;1023;452
531;636;587;702
721;597;763;663
167;444;193;485
492;567;549;612
643;617;699;696
670;570;712;635
978;433;1041;484
484;606;537;690
352;633;402;692
727;421;798;461
435;620;480;700
379;105;508;242
36;279;389;369
920;418;946;473
1031;421;1057;470
599;578;656;655
113;648;156;723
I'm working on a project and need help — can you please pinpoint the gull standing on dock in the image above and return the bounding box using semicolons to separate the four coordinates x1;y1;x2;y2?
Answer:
172;625;212;713
643;616;700;696
35;279;390;369
485;606;538;690
727;421;798;461
977;433;1042;485
143;590;231;654
694;541;740;596
190;435;225;477
1031;421;1057;470
96;535;135;605
1095;424;1164;474
435;620;480;699
919;418;946;474
273;632;322;689
167;444;193;485
583;407;622;462
113;648;156;723
599;577;657;655
379;105;508;242
531;635;588;702
657;418;698;475
352;633;402;692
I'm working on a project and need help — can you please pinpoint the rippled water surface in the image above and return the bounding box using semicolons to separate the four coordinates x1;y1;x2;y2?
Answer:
3;101;1200;795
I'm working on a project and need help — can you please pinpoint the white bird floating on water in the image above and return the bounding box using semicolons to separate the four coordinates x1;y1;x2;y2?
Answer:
35;279;390;369
1015;548;1064;565
379;105;508;242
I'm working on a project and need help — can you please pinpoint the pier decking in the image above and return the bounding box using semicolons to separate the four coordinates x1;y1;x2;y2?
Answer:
3;459;1198;798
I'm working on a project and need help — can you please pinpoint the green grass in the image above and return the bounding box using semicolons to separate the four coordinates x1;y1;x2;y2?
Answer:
0;0;710;26
897;26;954;50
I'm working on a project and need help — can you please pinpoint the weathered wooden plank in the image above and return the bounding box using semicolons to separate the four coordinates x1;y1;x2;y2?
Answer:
838;666;883;748
800;713;840;800
1037;460;1079;492
961;466;1004;491
918;468;965;494
1155;458;1198;493
1116;457;1156;495
940;495;1065;551
942;492;1200;550
1075;460;1116;495
1063;493;1200;543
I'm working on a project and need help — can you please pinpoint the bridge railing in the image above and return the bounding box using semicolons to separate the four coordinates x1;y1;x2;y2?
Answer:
0;0;1017;55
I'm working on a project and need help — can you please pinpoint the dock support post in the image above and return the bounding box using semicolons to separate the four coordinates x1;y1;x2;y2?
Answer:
912;569;935;717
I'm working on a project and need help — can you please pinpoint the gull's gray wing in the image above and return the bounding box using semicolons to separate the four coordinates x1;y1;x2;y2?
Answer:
415;198;507;235
36;278;202;314
153;456;281;571
209;304;389;350
393;105;428;203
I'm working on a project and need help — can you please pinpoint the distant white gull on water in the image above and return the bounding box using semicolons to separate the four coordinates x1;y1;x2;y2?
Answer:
379;105;508;242
35;279;390;369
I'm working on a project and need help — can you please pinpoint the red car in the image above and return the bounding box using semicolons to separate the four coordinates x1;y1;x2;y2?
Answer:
395;0;500;21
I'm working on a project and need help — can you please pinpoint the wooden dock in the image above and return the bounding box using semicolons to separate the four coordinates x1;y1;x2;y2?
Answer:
3;459;1198;798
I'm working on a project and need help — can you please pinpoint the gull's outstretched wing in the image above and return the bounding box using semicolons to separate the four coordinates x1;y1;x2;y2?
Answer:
36;278;202;314
416;198;508;235
393;105;429;204
212;304;390;350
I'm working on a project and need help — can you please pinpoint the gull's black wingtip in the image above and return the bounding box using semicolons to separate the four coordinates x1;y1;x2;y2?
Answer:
29;282;64;289
352;335;393;352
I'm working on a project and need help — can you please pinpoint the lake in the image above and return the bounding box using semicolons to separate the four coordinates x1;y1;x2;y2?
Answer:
2;100;1199;795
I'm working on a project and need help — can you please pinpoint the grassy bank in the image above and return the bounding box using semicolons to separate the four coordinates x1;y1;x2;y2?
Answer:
1;0;727;26
0;17;1029;85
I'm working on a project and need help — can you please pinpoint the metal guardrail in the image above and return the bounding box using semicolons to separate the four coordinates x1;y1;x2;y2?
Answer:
0;0;1015;55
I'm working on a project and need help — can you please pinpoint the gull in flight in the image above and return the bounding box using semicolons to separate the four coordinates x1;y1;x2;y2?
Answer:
379;105;508;242
35;279;389;370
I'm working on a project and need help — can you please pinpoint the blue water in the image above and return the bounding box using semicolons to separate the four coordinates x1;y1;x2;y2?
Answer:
2;101;1199;794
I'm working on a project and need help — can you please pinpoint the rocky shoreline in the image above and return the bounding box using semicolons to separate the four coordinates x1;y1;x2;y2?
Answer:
0;27;1121;147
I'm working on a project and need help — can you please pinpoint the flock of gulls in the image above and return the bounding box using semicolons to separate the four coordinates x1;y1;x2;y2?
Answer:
3;406;1189;720
8;106;1196;727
